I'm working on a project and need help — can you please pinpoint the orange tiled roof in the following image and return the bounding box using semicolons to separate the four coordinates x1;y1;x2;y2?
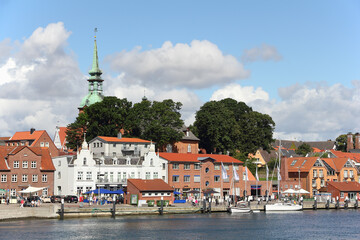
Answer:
128;179;173;192
98;136;151;143
159;152;243;164
286;157;320;172
59;127;68;147
327;181;360;192
330;150;360;163
9;130;46;146
0;146;16;170
2;146;55;171
0;137;10;141
322;158;350;172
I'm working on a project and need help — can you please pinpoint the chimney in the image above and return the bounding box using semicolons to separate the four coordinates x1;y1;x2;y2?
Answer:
30;128;35;134
355;133;360;150
347;132;354;152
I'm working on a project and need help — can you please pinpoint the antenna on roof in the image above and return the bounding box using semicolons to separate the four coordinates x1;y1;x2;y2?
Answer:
94;27;98;39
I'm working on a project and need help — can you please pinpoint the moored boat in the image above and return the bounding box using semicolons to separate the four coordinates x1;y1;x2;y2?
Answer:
265;202;302;211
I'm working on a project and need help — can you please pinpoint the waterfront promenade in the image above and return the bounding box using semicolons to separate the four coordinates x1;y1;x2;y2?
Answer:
0;200;358;221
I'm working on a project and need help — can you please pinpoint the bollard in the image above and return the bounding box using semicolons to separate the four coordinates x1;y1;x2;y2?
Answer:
313;197;317;210
60;199;64;220
355;199;359;209
202;197;206;213
159;197;164;215
344;199;348;209
325;199;329;209
111;200;116;218
336;197;339;209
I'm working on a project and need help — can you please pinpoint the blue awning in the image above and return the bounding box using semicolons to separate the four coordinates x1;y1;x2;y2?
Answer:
84;188;123;194
251;185;262;190
174;191;181;195
172;175;179;177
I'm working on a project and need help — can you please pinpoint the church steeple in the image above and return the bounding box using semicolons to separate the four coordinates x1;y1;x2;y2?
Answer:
78;28;105;112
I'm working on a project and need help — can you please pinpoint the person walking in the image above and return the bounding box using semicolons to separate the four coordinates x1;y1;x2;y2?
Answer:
20;199;24;208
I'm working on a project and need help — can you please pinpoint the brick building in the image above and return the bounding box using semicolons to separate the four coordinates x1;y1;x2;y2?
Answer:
125;179;173;205
326;181;360;201
0;146;56;198
159;153;262;199
6;129;59;157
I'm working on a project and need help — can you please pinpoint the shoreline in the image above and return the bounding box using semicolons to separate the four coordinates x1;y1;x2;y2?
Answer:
0;201;358;221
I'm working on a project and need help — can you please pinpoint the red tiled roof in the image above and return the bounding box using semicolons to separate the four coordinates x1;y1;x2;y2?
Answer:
0;137;10;141
8;130;46;146
0;146;16;170
98;136;151;143
128;179;173;192
330;150;360;163
327;181;360;192
0;146;55;171
59;127;68;147
286;157;320;172
322;158;349;172
159;152;243;164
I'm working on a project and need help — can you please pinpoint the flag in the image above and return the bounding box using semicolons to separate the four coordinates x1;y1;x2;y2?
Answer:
244;166;249;181
255;166;259;181
233;164;239;181
266;164;269;182
221;162;228;180
277;166;282;181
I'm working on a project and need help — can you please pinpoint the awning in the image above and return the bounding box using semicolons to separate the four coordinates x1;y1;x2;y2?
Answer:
174;191;181;195
18;186;45;193
84;188;123;195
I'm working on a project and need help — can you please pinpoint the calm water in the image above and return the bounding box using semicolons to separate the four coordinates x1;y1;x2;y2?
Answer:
1;210;360;239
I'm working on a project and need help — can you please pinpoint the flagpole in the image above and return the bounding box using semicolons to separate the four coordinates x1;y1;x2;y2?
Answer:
256;164;258;201
221;167;223;204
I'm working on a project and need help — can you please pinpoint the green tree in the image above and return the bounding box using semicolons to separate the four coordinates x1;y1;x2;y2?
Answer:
193;98;275;156
335;134;351;152
127;99;184;150
295;143;312;156
66;97;132;150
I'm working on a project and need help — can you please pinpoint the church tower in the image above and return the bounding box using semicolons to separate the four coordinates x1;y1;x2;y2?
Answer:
78;29;104;112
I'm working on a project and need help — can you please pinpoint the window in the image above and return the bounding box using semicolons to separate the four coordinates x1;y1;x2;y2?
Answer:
58;160;61;166
184;164;190;170
58;172;61;179
113;152;116;157
86;171;92;180
93;143;96;148
146;172;151;179
172;175;179;182
123;172;127;181
214;175;220;182
22;161;28;168
194;175;200;182
153;172;158;179
187;144;191;153
43;188;48;196
314;160;322;167
31;161;36;168
301;160;307;166
205;167;209;173
32;175;38;182
224;165;229;170
312;179;316;187
234;165;239;170
117;172;121;182
77;187;83;195
344;170;348;178
319;169;324;177
10;189;16;197
150;158;154;166
344;161;352;167
77;171;83;180
113;143;116;147
172;163;179;169
45;142;49;147
1;174;7;182
290;159;297;166
205;181;209;186
194;163;200;170
100;143;103;147
11;174;17;182
184;175;190;182
320;179;325;187
85;186;92;193
13;161;19;168
42;174;47;182
130;172;135;179
40;142;44;147
313;169;317;177
162;163;166;170
214;164;220;170
350;170;354;178
341;192;344;198
83;157;87;165
110;172;114;181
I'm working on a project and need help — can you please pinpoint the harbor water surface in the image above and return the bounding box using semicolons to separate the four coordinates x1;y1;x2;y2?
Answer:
1;210;359;239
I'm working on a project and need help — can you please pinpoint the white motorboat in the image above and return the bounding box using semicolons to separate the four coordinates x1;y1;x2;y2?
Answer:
229;203;252;213
265;202;302;211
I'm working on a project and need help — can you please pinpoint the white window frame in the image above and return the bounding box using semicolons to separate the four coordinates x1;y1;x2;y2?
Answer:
42;174;47;182
31;161;37;168
1;174;7;182
22;174;28;182
13;161;19;168
11;174;17;182
32;175;38;182
22;161;28;168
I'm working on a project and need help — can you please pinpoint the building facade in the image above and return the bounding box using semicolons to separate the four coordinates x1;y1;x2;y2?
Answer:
0;146;55;198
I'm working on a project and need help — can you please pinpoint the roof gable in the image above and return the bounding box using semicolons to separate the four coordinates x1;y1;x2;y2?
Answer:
128;179;173;192
159;152;243;164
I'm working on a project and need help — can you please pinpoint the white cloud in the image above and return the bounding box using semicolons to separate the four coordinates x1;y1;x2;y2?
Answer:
242;43;282;63
210;83;269;103
106;40;250;89
209;82;360;141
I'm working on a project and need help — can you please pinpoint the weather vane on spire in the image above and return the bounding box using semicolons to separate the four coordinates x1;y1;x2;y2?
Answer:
94;27;98;39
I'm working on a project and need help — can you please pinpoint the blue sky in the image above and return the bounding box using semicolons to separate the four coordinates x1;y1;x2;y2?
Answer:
1;0;360;141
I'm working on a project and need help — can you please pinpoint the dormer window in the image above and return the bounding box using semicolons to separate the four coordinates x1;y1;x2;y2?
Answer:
83;157;87;165
186;130;189;137
290;160;297;166
150;158;153;166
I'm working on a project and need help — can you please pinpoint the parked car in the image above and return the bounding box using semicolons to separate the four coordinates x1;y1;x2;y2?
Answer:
64;195;78;203
41;196;51;203
51;195;63;203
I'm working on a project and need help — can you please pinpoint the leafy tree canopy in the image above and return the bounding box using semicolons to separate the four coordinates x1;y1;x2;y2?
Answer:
295;143;312;156
66;97;184;151
335;134;355;152
192;98;275;156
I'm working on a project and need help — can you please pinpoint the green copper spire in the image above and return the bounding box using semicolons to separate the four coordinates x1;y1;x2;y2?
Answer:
88;29;102;80
78;28;104;111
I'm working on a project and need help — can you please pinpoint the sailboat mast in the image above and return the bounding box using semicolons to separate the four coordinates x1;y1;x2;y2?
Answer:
278;139;281;199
